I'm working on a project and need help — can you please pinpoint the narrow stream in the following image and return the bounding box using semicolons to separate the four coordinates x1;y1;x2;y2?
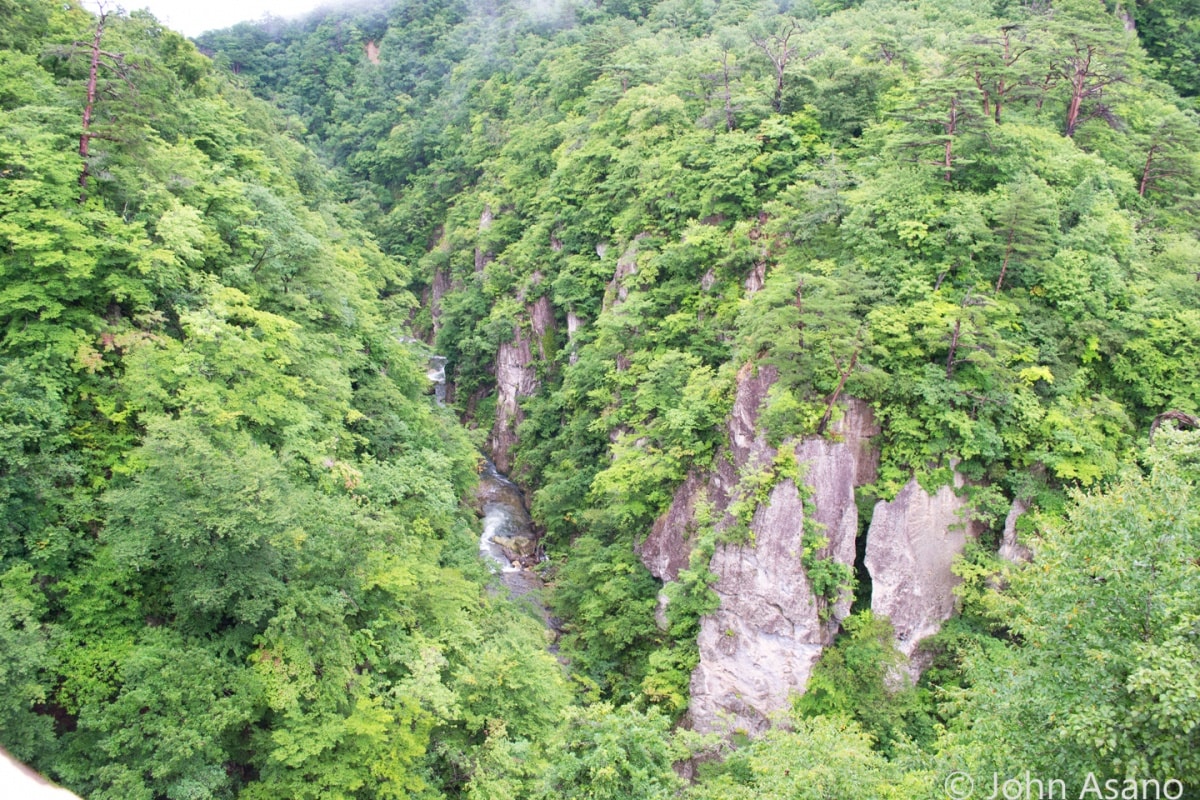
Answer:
426;355;447;405
422;348;549;606
477;459;535;573
476;459;548;607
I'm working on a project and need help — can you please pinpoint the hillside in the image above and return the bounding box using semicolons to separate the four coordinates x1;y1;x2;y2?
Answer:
3;0;1199;797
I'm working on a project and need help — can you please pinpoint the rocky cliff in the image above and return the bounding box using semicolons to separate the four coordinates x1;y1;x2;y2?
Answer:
998;496;1033;563
489;279;555;474
639;363;880;734
865;473;981;661
490;320;538;474
639;360;992;733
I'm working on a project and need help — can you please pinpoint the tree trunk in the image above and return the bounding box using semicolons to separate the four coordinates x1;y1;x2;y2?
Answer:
1138;143;1160;197
722;51;735;132
946;316;962;379
817;345;859;436
795;279;805;354
943;99;958;181
1064;75;1085;137
995;227;1015;293
79;10;107;200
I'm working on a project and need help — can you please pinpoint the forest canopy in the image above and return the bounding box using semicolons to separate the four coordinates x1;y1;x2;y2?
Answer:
2;0;1199;796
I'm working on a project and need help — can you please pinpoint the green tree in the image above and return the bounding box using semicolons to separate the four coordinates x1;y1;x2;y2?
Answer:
945;429;1200;784
536;703;681;800
689;716;935;799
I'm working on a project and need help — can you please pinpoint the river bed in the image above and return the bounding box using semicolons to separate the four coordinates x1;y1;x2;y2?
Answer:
475;459;550;610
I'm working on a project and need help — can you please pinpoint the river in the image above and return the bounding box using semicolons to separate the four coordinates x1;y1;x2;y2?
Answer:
476;459;546;601
422;349;548;604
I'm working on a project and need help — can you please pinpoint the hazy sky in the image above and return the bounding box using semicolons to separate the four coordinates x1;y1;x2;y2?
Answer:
89;0;330;37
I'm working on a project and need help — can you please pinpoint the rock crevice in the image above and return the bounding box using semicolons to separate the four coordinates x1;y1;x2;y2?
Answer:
640;363;879;735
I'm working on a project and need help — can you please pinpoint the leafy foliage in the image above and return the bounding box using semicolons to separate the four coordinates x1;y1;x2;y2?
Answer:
3;0;1200;795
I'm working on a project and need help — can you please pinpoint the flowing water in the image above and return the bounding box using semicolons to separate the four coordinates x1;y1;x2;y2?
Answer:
476;460;547;603
426;355;448;405
423;348;548;605
477;460;534;572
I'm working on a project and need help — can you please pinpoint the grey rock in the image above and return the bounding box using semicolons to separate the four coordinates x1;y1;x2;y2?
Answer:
744;261;766;294
998;496;1033;563
490;321;538;473
529;292;555;361
690;477;825;735
604;234;646;310
490;274;555;472
654;590;671;632
792;399;880;623
637;471;706;583
642;362;880;735
566;309;582;365
865;474;980;660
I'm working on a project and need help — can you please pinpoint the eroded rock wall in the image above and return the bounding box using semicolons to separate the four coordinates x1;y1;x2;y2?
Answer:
639;363;879;735
491;327;536;473
998;496;1033;563
792;400;880;623
635;363;778;584
865;474;980;660
640;361;987;734
690;477;826;734
689;398;879;734
490;291;553;473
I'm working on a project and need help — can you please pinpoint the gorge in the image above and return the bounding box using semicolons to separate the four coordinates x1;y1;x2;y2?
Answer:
2;0;1198;797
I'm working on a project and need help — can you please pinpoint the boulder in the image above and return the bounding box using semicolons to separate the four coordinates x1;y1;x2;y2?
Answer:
998;496;1033;563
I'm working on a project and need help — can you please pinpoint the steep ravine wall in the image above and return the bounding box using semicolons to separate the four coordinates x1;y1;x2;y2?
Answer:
639;364;880;734
865;473;981;662
490;319;538;474
639;363;984;735
489;284;554;475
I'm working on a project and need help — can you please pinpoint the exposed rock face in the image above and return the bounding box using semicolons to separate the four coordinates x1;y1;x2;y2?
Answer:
427;231;452;337
529;292;555;361
639;363;880;735
490;274;555;473
566;309;581;365
691;477;825;734
791;400;880;623
604;235;646;310
744;261;766;294
490;320;538;474
636;471;705;583
865;474;980;660
689;398;879;735
998;496;1033;563
636;364;778;584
